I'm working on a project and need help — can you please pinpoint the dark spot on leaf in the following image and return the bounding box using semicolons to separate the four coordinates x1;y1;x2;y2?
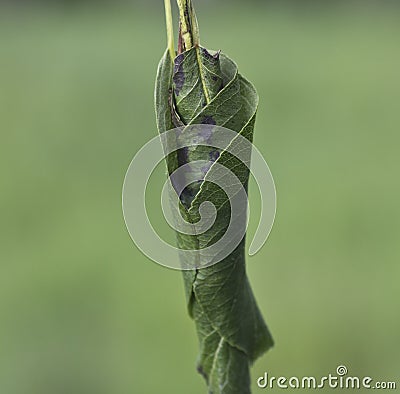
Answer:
177;146;189;166
209;150;220;162
173;54;186;96
200;47;219;62
197;365;209;381
173;75;185;96
180;181;202;208
201;116;216;125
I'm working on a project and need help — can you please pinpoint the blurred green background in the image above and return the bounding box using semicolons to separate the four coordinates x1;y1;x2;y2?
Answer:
1;1;399;393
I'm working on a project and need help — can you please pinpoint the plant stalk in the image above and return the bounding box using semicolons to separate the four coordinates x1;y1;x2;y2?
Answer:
164;0;175;59
176;0;200;53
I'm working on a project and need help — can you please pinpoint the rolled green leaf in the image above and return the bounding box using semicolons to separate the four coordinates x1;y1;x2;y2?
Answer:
155;1;273;393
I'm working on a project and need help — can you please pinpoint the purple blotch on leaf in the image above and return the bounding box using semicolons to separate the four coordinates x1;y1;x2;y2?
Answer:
201;116;216;125
173;54;186;96
209;150;220;162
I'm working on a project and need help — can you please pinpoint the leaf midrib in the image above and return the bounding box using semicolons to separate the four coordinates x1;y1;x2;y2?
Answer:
195;46;211;104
